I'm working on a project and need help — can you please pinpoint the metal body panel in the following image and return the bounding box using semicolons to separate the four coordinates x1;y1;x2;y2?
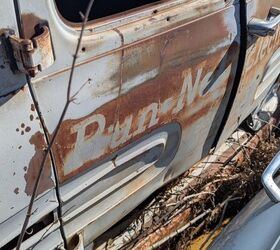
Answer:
0;8;59;246
0;190;58;247
61;123;180;242
3;0;280;248
18;0;239;180
0;0;18;33
218;0;280;147
1;0;279;248
0;0;27;96
31;229;64;250
16;0;240;245
0;86;56;219
17;222;62;250
0;86;59;246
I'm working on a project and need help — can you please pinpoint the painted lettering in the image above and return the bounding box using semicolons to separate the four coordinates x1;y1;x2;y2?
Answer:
63;59;229;173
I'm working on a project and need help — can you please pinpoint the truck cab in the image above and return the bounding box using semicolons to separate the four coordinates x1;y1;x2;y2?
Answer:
0;0;280;248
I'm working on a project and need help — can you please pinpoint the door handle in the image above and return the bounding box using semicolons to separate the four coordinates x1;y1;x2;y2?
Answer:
248;7;280;37
262;151;280;203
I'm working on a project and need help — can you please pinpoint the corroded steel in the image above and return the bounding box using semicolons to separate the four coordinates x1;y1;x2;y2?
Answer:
1;0;280;249
49;5;239;182
218;0;280;146
6;0;240;247
9;25;54;77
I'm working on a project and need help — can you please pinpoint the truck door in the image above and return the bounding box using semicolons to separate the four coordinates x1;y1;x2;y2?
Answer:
15;0;241;247
0;1;62;249
218;0;280;145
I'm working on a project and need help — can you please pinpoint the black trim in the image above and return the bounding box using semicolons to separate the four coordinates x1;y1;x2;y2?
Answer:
212;0;248;147
13;0;23;38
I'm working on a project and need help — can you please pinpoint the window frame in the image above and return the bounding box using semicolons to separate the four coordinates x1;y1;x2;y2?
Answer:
53;0;192;32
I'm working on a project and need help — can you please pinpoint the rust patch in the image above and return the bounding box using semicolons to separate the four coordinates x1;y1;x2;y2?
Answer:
51;6;238;182
84;122;99;140
9;21;54;77
14;187;19;195
52;93;118;181
253;0;271;19
25;126;31;132
53;46;236;182
21;13;41;39
31;104;35;112
24;131;54;196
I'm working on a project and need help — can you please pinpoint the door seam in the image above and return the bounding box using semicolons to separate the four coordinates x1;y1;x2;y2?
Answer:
12;0;68;247
212;0;248;147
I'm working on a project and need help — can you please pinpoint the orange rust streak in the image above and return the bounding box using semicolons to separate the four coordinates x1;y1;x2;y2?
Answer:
21;13;41;39
25;131;54;196
52;47;233;182
48;7;237;183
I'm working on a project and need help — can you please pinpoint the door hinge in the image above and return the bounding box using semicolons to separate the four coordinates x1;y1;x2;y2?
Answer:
6;25;54;77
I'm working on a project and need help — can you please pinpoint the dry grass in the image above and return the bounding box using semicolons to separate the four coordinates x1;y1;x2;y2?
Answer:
160;133;280;250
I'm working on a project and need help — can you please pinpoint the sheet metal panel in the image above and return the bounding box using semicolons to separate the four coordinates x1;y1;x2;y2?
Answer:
17;0;240;245
218;0;280;146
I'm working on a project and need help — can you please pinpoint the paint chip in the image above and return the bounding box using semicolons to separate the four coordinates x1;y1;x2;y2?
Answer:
14;187;19;194
25;126;31;132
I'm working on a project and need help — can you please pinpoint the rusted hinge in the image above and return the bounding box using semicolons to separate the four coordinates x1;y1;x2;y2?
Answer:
7;25;54;77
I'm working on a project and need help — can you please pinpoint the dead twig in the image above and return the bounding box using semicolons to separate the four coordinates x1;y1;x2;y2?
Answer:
198;196;242;250
147;209;212;250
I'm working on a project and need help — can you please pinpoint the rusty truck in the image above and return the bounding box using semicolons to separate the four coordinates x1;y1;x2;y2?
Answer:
1;0;280;249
